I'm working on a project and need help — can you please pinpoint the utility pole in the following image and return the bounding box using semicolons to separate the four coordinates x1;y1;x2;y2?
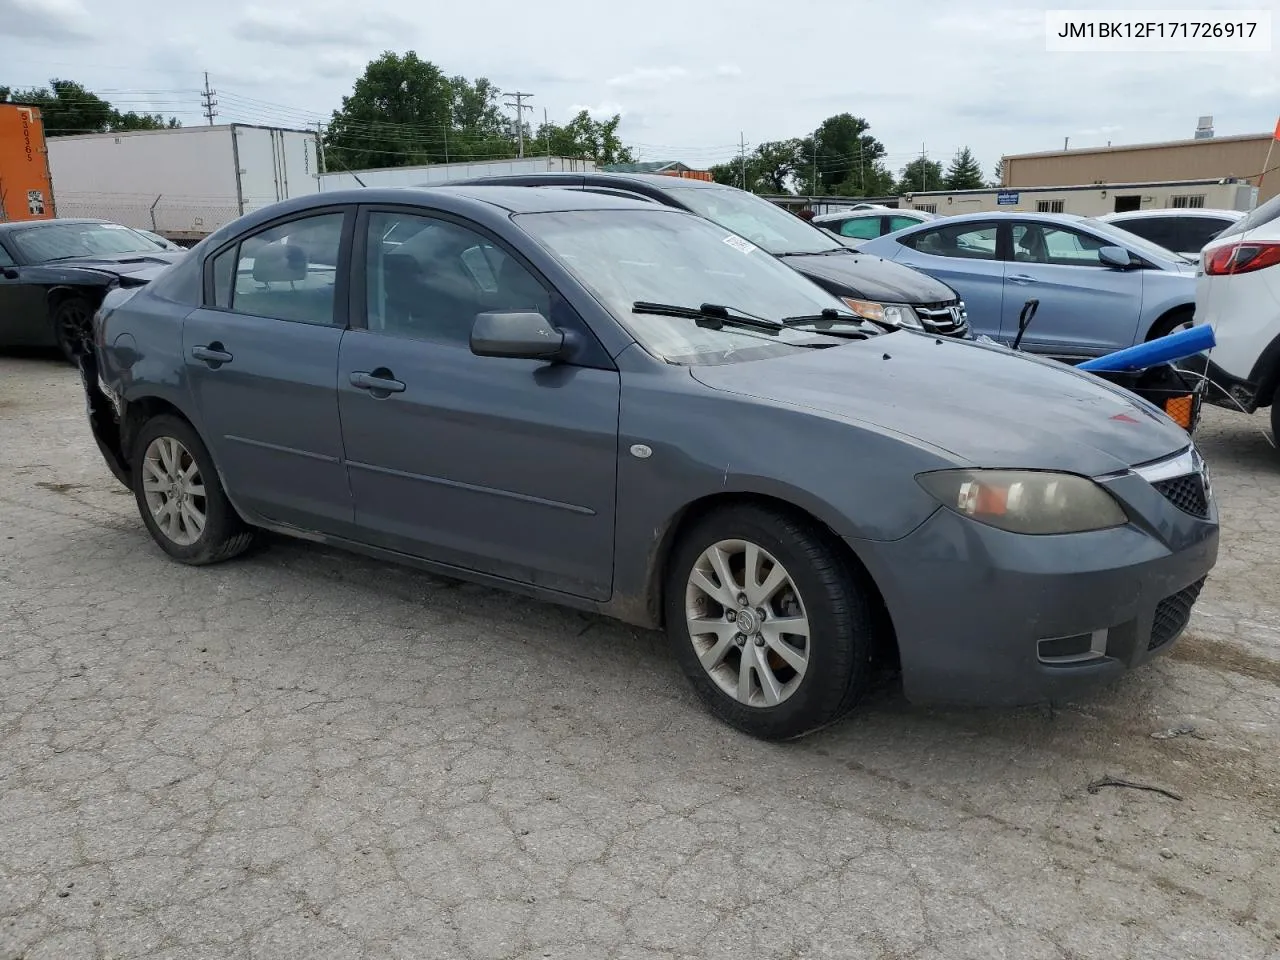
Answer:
1064;136;1070;151
921;143;927;191
544;108;550;170
811;137;818;197
503;91;534;158
315;121;326;181
201;73;218;125
740;132;747;190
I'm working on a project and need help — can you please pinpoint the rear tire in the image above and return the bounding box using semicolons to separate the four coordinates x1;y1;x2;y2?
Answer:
53;295;95;364
130;414;255;565
1146;307;1195;342
1270;400;1279;450
664;504;877;741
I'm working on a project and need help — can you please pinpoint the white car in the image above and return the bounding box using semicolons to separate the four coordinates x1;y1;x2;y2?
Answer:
813;207;938;242
1193;194;1280;443
1098;208;1245;261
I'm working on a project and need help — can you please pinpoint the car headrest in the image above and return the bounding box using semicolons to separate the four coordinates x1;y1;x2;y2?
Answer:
253;242;307;283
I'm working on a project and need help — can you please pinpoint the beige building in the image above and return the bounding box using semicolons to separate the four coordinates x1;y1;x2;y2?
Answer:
999;131;1277;207
902;178;1258;217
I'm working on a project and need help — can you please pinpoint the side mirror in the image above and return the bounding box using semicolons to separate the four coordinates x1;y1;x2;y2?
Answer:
1;267;18;280
1099;245;1133;269
470;310;566;360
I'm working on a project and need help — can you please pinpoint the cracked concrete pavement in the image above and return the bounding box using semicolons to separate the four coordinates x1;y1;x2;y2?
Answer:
2;351;1279;960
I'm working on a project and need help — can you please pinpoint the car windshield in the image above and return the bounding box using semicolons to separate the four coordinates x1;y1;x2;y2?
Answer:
1214;194;1280;240
1079;217;1193;264
662;185;844;256
516;208;858;364
11;222;163;263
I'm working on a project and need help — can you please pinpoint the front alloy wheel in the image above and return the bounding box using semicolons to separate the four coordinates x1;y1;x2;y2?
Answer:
665;504;879;740
685;539;810;708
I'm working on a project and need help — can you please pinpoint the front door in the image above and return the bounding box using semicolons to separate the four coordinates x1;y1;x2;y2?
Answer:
336;206;621;601
0;241;53;347
182;207;355;534
999;221;1143;358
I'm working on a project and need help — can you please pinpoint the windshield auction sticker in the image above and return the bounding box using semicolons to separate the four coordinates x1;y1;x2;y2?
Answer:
722;235;757;254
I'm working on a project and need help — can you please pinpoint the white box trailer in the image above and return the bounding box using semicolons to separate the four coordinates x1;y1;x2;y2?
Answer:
318;156;597;191
46;124;321;242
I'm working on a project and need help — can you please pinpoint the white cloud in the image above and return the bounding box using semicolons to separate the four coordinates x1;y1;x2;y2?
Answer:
231;3;411;46
568;101;628;120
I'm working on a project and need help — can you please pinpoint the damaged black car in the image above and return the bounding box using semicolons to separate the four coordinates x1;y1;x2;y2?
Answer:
0;218;185;362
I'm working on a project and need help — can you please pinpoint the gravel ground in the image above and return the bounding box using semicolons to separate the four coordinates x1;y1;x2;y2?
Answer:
2;351;1279;960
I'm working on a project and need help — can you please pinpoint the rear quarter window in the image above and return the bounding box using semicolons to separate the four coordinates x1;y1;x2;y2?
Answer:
143;250;202;305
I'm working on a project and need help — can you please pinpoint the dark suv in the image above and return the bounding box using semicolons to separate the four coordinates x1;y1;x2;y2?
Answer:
446;172;971;338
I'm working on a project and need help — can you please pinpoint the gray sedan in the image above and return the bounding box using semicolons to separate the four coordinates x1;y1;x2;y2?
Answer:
80;186;1219;740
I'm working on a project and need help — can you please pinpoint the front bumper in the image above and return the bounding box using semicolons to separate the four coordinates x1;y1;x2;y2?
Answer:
850;451;1219;706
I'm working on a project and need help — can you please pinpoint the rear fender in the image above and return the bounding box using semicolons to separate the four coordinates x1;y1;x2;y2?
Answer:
77;344;132;490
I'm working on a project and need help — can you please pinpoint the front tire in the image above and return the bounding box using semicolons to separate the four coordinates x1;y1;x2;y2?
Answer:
130;414;255;565
664;504;877;741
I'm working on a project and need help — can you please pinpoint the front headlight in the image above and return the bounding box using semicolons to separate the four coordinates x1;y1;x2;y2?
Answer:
842;298;923;330
916;469;1128;535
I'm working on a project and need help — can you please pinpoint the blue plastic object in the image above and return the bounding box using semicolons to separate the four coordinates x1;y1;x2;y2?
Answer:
1077;323;1216;373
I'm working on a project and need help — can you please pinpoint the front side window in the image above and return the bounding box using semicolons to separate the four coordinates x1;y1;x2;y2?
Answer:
10;221;163;264
364;211;551;345
662;185;842;255
515;208;851;365
1180;217;1238;253
211;212;344;324
903;222;998;260
838;217;882;240
1109;217;1179;251
1013;224;1109;266
887;216;924;231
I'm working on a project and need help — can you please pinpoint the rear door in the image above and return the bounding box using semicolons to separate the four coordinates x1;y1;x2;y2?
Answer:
999;220;1143;357
892;220;1004;338
183;206;356;534
335;204;621;601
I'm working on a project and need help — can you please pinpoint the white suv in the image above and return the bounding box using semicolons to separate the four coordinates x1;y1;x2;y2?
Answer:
1193;194;1280;442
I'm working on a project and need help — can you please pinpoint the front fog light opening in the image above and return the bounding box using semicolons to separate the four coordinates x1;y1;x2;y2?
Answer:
1038;628;1109;665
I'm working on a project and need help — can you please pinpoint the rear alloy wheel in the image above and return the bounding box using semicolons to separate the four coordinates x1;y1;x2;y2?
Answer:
665;505;877;740
131;414;255;565
53;296;94;363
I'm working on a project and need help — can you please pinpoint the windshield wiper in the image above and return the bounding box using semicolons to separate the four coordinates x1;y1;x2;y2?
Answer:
632;301;785;334
780;308;876;337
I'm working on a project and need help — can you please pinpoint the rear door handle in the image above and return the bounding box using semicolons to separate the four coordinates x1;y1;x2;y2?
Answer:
1008;274;1038;284
191;344;233;365
349;370;406;394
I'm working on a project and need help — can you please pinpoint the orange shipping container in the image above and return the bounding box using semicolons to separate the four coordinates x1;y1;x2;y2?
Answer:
0;103;56;223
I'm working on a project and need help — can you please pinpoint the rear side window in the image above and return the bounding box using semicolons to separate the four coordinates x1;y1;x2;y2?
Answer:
837;217;882;240
1179;217;1238;253
902;222;998;260
0;243;15;267
887;216;923;231
1111;217;1179;251
208;213;345;325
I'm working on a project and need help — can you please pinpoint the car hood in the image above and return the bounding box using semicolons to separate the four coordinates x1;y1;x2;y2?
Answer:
778;251;957;304
690;332;1190;475
25;250;185;284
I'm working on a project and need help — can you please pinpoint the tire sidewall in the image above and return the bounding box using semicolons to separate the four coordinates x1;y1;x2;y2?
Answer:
130;414;236;563
664;509;867;740
53;296;92;363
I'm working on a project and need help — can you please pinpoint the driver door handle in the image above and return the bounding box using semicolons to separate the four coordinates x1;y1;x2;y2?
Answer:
1008;274;1038;284
349;370;406;393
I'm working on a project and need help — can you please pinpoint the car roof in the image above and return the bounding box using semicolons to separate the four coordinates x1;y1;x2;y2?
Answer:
811;209;926;222
444;170;730;195
899;210;1089;226
1097;208;1245;220
423;184;670;213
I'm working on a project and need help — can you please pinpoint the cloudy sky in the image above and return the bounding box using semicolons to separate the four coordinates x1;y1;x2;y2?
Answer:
2;0;1277;176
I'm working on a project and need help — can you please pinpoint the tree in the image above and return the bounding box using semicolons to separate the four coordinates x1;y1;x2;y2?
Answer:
990;159;1004;187
533;111;634;164
943;147;986;190
447;75;514;161
709;140;802;193
0;79;180;135
323;51;457;171
795;113;889;196
896;156;945;194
